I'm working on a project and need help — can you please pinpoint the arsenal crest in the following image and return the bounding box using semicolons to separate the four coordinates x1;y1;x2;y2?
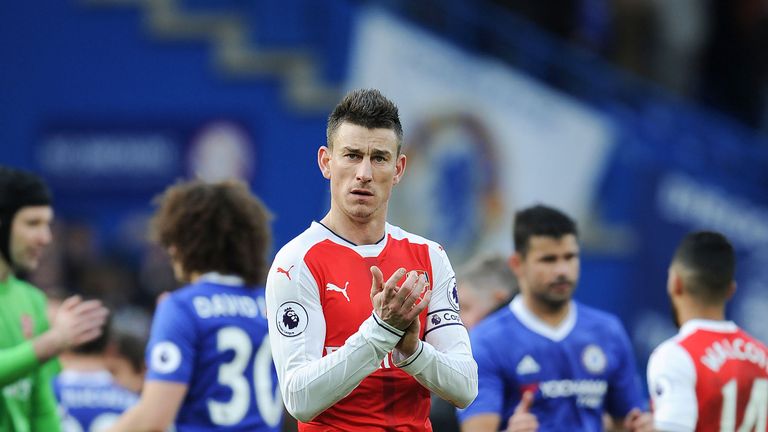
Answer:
20;314;35;339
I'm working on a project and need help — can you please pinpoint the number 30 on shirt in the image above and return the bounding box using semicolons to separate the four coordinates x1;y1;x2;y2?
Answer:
211;327;282;427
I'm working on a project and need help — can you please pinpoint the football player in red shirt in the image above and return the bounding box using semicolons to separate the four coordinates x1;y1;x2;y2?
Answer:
648;231;768;432
266;89;478;431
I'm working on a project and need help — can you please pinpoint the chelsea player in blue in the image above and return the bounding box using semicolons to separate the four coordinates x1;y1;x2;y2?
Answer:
458;205;652;432
55;319;138;432
108;180;282;432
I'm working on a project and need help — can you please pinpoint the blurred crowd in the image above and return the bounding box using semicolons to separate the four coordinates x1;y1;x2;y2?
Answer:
496;0;768;130
404;0;768;132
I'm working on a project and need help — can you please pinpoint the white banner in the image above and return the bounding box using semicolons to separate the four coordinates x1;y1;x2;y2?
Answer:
347;9;615;262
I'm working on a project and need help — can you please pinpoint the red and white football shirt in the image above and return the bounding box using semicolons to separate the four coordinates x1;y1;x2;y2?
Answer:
266;222;477;431
648;319;768;432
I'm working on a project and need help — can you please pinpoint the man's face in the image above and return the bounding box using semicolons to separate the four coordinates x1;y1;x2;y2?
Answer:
515;234;579;311
9;206;53;272
320;122;405;223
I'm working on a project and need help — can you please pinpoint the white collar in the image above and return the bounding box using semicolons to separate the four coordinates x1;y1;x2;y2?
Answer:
58;369;114;385
312;221;390;257
679;319;738;338
510;295;577;342
197;272;244;286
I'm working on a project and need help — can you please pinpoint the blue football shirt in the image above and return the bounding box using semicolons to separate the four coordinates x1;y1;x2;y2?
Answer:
146;273;282;431
458;296;645;431
54;370;138;432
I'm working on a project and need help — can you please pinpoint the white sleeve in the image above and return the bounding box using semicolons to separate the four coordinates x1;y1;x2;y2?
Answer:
391;245;478;408
266;250;403;423
647;340;698;432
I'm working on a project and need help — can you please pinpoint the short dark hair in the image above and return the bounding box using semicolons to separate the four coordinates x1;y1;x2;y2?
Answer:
150;180;272;286
112;330;146;373
513;205;577;256
673;231;735;304
326;89;403;151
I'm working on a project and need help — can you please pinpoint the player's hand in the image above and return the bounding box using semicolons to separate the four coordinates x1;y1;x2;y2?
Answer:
370;266;430;330
50;295;110;350
395;317;421;357
623;408;653;432
506;391;538;432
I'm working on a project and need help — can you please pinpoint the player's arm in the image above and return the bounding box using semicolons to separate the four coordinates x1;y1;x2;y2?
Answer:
460;378;538;432
267;255;422;422
463;396;540;432
646;342;697;432
29;301;63;432
108;295;193;432
599;317;653;432
107;381;186;432
456;286;536;431
0;342;40;386
604;409;653;432
392;246;478;408
0;296;107;386
461;414;501;431
29;358;62;432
